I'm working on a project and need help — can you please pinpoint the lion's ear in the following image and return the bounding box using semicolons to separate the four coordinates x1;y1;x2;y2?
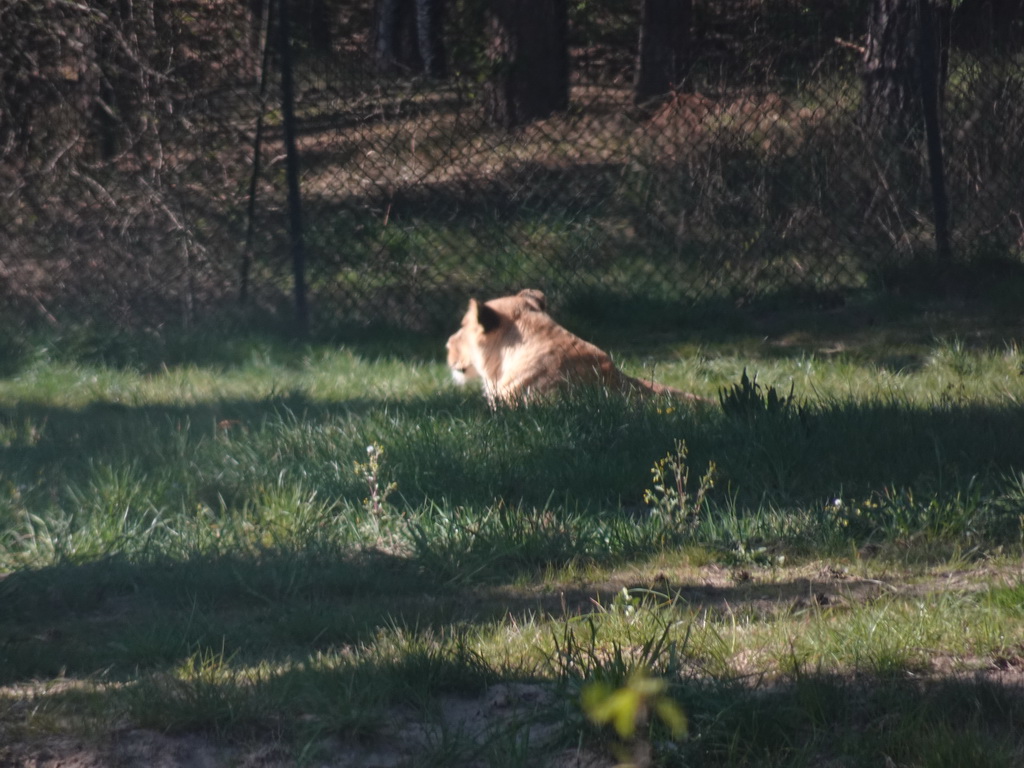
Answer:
518;289;546;311
470;299;502;333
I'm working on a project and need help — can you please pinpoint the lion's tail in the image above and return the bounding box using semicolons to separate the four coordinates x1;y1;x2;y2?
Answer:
629;376;715;404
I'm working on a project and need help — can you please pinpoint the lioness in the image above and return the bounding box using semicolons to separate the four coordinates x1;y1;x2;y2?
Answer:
446;288;707;406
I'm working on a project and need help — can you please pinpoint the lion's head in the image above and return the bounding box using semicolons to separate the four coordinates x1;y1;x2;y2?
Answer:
445;324;479;384
445;289;547;385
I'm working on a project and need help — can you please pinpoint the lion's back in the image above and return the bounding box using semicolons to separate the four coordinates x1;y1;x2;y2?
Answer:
494;312;623;400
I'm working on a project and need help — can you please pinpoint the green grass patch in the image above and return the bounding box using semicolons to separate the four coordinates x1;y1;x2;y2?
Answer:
2;320;1024;766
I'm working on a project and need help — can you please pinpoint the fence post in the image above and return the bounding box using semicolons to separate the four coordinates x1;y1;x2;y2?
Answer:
918;0;952;265
278;0;309;337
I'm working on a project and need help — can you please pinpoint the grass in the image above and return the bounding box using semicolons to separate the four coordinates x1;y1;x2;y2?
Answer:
2;311;1024;766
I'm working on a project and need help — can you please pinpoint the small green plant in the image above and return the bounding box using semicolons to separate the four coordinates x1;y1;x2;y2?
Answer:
718;368;799;419
608;586;642;619
643;439;716;528
353;443;398;516
582;669;688;768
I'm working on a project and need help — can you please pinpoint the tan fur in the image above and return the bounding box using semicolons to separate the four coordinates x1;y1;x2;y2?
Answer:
446;289;708;406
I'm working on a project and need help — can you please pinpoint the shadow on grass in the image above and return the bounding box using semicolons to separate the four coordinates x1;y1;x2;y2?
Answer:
675;673;1024;766
0;546;428;680
0;542;873;682
0;537;961;679
2;389;1024;512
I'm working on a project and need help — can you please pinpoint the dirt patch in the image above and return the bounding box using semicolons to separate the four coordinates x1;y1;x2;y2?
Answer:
0;731;228;768
486;561;898;623
0;683;593;768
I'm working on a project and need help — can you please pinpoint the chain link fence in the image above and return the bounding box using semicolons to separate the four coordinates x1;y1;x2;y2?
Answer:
2;0;1022;335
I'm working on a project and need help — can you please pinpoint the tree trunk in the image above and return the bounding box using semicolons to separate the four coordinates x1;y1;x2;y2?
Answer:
860;0;924;147
373;0;419;73
373;0;446;76
918;0;952;262
305;0;332;54
862;0;954;265
416;0;447;77
91;0;137;161
635;0;692;104
485;0;568;128
278;0;309;337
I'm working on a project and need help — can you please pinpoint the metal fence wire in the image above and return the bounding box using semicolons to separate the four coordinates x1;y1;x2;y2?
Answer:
2;0;1022;334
